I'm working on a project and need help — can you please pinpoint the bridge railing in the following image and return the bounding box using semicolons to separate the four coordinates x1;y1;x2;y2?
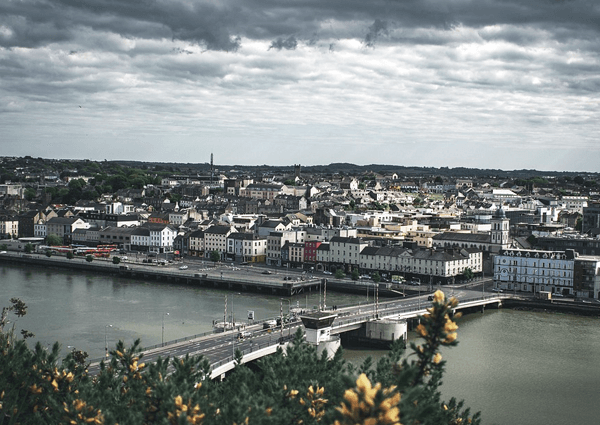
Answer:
331;294;509;329
210;334;296;369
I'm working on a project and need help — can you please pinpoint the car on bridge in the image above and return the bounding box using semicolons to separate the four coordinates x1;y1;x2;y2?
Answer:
237;331;251;339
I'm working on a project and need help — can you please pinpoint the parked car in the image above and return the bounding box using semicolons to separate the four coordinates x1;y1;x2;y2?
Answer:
553;293;564;297
262;270;272;275
492;288;503;293
263;320;277;329
237;331;251;339
179;265;188;270
240;262;249;265
323;271;332;275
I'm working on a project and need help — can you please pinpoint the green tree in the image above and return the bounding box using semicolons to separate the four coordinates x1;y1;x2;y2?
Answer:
351;269;360;281
462;268;474;281
372;271;381;283
46;234;63;246
0;244;7;251
86;254;94;263
335;268;345;279
575;217;583;232
45;250;52;257
112;256;121;265
24;187;37;201
210;250;221;264
24;243;33;254
66;251;74;260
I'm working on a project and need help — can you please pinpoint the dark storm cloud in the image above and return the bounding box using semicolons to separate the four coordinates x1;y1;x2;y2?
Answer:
268;36;298;51
364;19;388;47
1;0;598;52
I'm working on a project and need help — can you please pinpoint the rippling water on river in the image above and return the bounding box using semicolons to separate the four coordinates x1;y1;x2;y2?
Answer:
2;264;599;425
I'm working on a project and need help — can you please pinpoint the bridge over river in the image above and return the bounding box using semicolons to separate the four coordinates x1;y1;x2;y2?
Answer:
88;289;511;379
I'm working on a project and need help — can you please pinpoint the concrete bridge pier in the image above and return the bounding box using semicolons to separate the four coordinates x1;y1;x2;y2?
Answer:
341;319;408;349
364;319;407;346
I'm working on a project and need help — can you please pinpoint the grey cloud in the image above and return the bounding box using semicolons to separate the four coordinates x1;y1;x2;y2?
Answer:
1;0;599;52
364;19;388;47
269;36;298;50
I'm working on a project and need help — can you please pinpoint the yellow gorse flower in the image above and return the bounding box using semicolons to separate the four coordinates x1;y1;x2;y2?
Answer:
444;320;458;333
444;332;458;343
335;374;401;425
433;290;445;304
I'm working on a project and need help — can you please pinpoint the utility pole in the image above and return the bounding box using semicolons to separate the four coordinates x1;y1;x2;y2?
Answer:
280;300;283;340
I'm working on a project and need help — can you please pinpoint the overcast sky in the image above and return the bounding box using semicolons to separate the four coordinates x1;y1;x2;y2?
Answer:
1;0;599;172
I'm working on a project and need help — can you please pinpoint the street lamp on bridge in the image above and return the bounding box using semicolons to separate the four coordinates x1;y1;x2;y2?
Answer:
280;298;291;339
104;324;112;358
162;312;169;346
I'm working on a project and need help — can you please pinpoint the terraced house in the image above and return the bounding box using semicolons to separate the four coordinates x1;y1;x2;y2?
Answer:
359;245;482;284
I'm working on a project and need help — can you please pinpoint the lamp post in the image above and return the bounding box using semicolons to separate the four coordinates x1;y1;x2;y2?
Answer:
162;313;169;346
280;298;291;338
104;324;112;358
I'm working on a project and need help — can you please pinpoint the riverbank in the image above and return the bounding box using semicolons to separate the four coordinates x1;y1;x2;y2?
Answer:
0;252;410;298
502;297;600;316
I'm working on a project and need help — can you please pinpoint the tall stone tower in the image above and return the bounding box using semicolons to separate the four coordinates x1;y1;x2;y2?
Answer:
491;207;510;250
294;164;301;179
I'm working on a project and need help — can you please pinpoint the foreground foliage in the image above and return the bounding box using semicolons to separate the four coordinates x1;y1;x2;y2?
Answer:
0;292;480;425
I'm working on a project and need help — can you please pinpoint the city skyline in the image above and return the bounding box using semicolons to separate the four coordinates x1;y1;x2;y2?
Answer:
1;0;599;172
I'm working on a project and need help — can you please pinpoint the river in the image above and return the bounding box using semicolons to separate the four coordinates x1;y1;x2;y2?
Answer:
2;264;599;424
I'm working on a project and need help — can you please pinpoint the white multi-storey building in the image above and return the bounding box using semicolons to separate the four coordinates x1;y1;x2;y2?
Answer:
329;237;369;270
494;248;576;296
226;233;267;263
204;225;236;259
359;246;482;283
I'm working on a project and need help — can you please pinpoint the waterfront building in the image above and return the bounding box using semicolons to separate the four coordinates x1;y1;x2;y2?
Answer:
494;248;600;299
359;245;482;284
204;225;236;260
226;233;267;263
0;213;19;239
46;217;89;244
266;230;305;266
329;236;369;272
188;229;205;257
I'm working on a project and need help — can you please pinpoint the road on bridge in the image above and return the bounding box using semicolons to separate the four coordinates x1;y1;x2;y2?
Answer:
88;286;501;375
